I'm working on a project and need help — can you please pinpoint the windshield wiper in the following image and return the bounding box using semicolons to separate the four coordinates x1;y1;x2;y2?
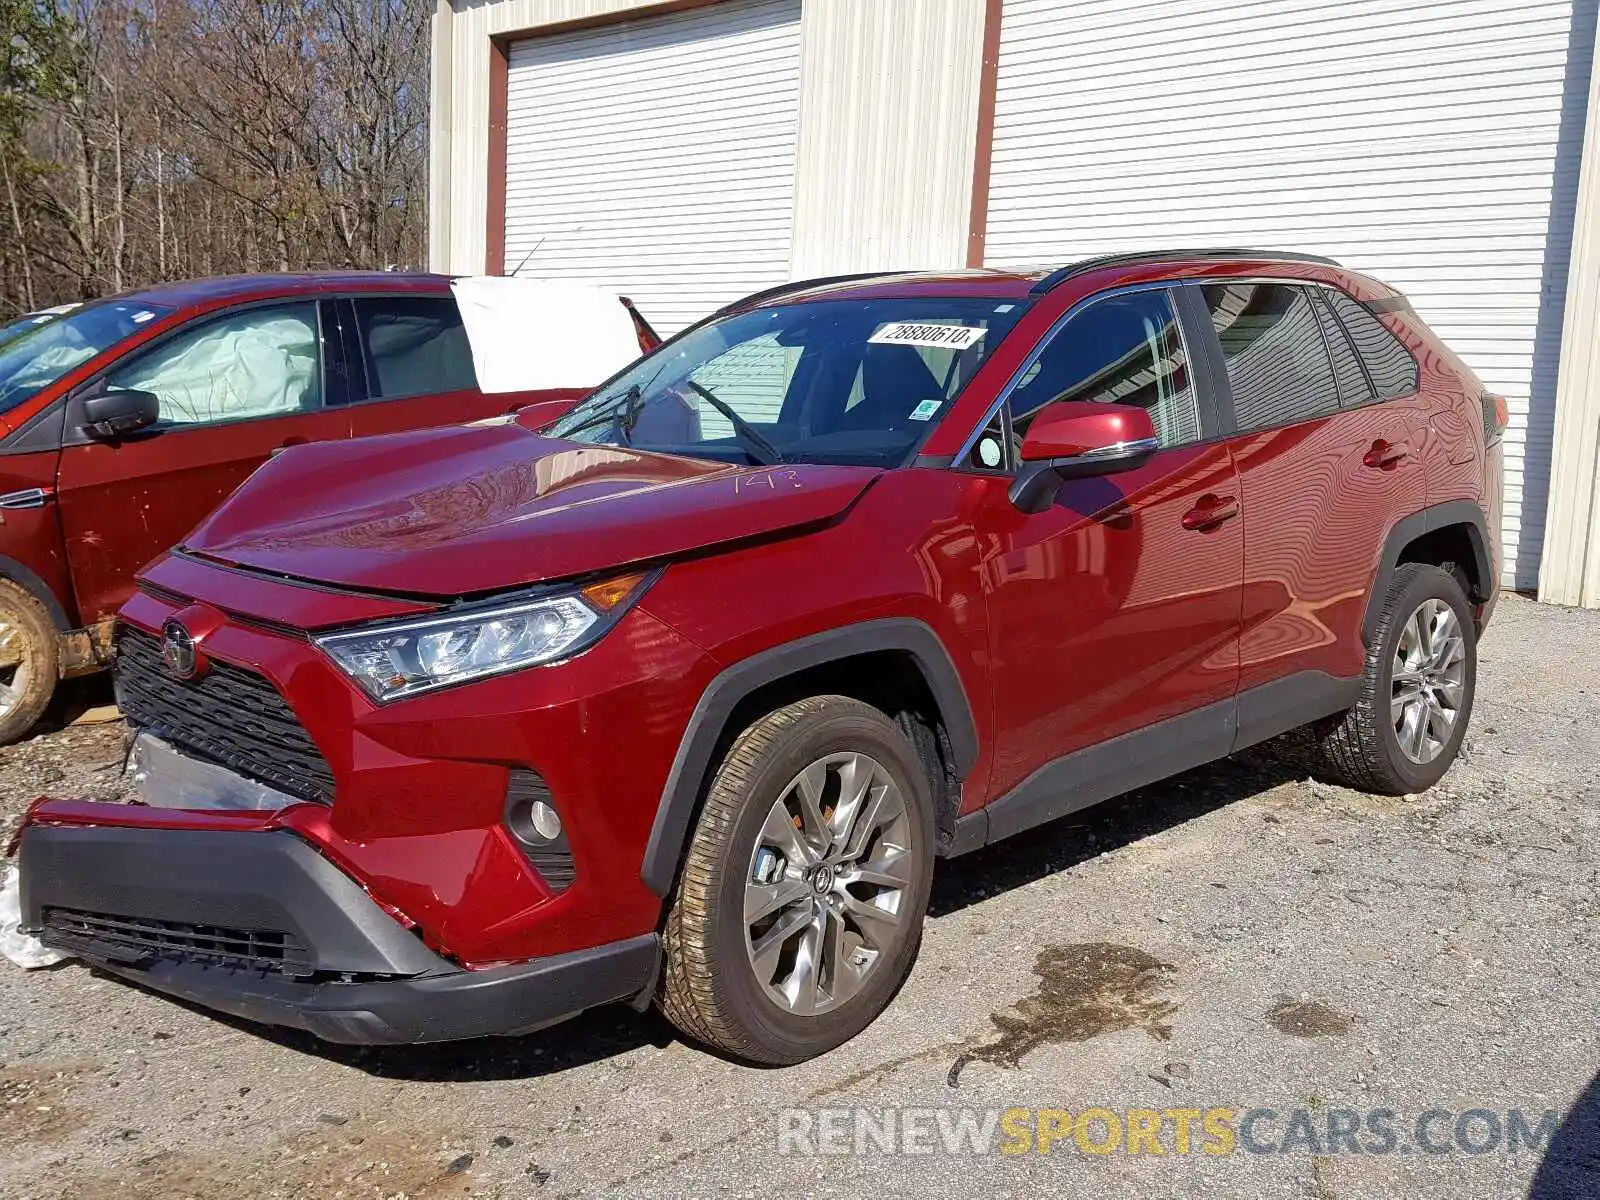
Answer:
683;380;781;465
554;385;635;441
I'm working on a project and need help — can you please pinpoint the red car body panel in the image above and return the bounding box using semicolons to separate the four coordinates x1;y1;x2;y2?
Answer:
0;273;645;636
183;426;883;597
16;254;1502;1045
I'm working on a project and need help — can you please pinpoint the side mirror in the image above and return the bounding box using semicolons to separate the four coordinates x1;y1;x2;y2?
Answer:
80;388;160;439
1009;401;1160;512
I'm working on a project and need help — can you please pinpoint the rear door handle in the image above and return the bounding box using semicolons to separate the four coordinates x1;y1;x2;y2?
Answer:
1364;439;1411;469
1182;494;1239;531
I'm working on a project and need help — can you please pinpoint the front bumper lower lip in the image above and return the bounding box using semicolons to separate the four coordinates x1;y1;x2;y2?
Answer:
79;935;662;1045
18;821;659;1045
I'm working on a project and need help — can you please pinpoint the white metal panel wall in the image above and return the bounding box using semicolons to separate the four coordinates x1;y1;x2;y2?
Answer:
983;0;1597;588
502;0;802;334
787;0;988;276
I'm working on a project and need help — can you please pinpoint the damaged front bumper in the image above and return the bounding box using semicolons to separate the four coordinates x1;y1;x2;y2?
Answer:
16;813;659;1044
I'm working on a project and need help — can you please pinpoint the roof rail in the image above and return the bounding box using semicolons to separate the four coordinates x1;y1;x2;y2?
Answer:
1029;248;1341;295
707;270;909;319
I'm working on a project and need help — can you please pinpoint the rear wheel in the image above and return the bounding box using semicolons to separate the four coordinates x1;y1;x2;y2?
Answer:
658;696;934;1064
0;580;57;744
1313;563;1476;794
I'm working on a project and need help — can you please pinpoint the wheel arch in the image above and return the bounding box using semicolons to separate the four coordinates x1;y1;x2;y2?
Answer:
0;555;71;632
1363;500;1493;643
639;618;979;897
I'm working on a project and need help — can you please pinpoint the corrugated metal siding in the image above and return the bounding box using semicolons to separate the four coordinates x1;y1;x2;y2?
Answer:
983;0;1597;587
502;0;802;334
786;0;987;276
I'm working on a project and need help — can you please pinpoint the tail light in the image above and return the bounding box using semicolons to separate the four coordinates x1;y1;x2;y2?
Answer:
1481;392;1508;445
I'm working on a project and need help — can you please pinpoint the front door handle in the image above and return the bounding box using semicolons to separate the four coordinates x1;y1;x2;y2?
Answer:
1363;439;1411;469
1182;494;1239;531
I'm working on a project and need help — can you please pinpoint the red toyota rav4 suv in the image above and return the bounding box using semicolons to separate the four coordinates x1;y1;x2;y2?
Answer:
17;251;1502;1065
0;273;655;743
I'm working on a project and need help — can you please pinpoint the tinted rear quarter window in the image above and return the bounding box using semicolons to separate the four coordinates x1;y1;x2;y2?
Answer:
1202;282;1339;431
1324;290;1419;399
1311;292;1372;407
354;296;477;400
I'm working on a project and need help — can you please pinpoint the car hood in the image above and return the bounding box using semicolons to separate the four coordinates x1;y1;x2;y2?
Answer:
183;419;881;597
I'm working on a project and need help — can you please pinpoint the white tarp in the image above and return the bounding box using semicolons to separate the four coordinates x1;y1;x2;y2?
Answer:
451;276;644;394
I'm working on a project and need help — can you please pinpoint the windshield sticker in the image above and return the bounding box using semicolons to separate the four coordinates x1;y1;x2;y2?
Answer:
868;322;987;351
908;399;944;422
131;310;155;324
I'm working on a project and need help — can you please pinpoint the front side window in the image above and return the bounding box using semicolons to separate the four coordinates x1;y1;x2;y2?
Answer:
1008;289;1201;449
1202;282;1339;431
546;298;1028;467
354;296;476;400
0;300;176;415
108;303;322;426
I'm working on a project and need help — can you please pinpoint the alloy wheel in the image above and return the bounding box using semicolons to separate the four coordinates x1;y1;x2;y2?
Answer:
743;752;914;1015
1391;598;1466;765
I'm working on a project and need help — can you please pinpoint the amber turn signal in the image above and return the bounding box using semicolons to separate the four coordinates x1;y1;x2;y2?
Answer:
581;571;650;611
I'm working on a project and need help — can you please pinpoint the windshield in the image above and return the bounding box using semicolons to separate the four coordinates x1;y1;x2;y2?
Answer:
0;300;175;414
546;297;1029;467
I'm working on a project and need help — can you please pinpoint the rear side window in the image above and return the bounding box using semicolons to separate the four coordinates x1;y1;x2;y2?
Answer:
1323;290;1419;399
1201;282;1338;431
353;297;476;400
1009;289;1202;448
1312;293;1372;407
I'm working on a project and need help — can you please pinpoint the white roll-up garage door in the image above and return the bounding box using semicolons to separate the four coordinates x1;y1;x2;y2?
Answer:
503;0;802;336
982;0;1594;588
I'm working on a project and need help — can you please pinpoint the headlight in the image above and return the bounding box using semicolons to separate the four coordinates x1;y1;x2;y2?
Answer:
314;573;651;703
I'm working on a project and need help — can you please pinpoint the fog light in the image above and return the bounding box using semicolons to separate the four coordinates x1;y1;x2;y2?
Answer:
527;799;562;842
504;770;575;892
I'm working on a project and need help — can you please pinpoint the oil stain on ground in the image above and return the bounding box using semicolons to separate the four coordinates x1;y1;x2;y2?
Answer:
1267;996;1353;1037
948;942;1177;1086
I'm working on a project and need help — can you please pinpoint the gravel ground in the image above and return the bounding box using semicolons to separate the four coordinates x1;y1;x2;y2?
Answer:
1;593;1596;1200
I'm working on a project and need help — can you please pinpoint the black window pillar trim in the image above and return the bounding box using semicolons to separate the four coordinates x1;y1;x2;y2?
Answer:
638;617;980;897
1172;283;1237;440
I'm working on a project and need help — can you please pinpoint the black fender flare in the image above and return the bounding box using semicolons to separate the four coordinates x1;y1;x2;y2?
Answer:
1362;499;1493;643
639;617;979;896
0;555;70;632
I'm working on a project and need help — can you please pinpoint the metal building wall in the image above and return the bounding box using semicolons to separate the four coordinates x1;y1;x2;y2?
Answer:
429;0;985;297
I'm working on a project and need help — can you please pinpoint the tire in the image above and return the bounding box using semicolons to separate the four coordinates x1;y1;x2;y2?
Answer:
658;695;935;1065
0;579;57;745
1313;563;1476;795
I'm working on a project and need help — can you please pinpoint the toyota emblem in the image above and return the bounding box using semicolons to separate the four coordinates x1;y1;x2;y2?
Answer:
160;619;199;679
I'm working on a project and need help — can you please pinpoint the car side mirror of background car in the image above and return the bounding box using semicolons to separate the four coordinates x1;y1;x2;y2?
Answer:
1008;400;1161;513
80;388;160;440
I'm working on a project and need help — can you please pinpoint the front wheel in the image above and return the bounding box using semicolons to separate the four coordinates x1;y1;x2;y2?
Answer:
658;696;934;1064
1313;562;1477;794
0;580;58;745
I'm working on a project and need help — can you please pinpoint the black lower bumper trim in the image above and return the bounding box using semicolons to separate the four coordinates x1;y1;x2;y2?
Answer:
85;933;661;1044
18;822;661;1044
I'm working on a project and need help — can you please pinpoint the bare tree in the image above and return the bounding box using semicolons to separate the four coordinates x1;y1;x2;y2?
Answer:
0;0;433;315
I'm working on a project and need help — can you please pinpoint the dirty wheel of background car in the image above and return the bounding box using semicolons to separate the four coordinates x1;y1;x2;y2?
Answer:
0;580;56;745
658;695;934;1065
1312;563;1477;795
